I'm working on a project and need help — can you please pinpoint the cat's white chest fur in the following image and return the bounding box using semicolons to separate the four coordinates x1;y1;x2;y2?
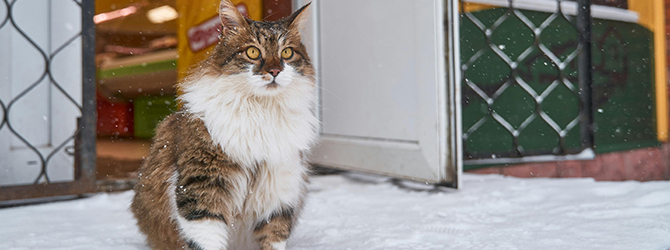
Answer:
247;157;306;218
179;72;319;168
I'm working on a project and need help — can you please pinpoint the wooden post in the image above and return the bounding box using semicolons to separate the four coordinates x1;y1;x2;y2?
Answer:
653;0;669;141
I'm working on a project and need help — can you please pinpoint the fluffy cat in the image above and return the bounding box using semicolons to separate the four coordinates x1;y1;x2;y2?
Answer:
130;1;318;249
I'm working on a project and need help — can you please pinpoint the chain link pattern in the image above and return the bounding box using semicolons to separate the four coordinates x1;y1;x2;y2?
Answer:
460;0;590;159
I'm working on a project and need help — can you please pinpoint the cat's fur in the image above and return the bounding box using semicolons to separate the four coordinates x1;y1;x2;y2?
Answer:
130;1;318;249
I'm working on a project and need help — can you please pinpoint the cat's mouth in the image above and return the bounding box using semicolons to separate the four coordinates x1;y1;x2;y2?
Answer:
266;81;279;89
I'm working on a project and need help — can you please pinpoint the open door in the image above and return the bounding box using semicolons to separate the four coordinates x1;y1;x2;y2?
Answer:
0;1;83;186
0;0;96;202
299;0;462;187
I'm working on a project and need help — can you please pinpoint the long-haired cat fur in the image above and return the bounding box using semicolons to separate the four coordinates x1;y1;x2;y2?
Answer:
130;1;318;249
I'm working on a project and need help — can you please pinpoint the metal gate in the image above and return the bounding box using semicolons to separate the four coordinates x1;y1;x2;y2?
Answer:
0;0;96;202
460;0;595;164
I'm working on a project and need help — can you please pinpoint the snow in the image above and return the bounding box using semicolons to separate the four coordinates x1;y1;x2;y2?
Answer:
1;173;670;250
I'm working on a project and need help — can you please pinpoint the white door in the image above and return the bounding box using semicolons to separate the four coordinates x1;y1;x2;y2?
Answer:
298;0;462;187
0;0;82;186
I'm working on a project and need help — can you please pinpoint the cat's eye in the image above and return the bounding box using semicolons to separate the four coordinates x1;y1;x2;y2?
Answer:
246;47;260;60
281;48;293;59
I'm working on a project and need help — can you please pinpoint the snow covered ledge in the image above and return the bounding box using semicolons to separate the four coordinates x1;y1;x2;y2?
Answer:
463;0;639;23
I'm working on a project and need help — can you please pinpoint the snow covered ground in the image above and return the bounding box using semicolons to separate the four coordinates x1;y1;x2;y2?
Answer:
1;173;670;250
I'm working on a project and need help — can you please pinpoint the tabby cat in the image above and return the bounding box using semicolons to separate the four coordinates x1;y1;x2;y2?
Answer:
130;1;318;249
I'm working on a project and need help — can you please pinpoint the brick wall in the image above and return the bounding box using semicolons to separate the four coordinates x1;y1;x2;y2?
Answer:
467;143;670;181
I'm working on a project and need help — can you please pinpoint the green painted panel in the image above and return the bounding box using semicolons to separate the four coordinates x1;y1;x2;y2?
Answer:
98;59;177;79
590;20;659;153
134;95;178;139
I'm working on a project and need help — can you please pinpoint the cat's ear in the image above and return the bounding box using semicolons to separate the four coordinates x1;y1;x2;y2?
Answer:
219;0;249;34
286;3;311;32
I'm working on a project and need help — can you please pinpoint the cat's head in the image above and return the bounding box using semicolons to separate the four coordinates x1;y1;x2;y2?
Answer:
197;0;314;97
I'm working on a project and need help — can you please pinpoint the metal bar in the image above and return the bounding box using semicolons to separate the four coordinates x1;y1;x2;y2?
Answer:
446;0;462;188
79;0;97;191
577;0;594;149
96;179;137;193
0;182;91;202
464;147;595;165
0;0;9;30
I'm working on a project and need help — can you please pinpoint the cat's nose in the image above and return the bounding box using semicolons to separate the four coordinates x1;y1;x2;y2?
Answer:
268;69;281;77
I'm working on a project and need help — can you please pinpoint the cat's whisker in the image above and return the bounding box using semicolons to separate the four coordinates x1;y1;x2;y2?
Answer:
316;85;343;102
262;11;281;22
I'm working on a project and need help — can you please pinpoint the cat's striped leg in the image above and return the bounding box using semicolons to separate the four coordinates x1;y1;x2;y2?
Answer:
172;173;238;250
253;208;296;250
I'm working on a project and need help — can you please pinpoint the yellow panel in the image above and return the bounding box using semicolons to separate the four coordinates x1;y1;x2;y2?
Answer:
631;0;669;141
176;0;262;80
461;2;497;13
652;0;669;141
628;0;654;30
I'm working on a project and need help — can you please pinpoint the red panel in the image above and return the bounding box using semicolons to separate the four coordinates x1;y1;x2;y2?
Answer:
97;93;134;137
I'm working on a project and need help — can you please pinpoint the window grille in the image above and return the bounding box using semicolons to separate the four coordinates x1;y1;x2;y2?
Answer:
0;0;96;202
460;0;594;164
